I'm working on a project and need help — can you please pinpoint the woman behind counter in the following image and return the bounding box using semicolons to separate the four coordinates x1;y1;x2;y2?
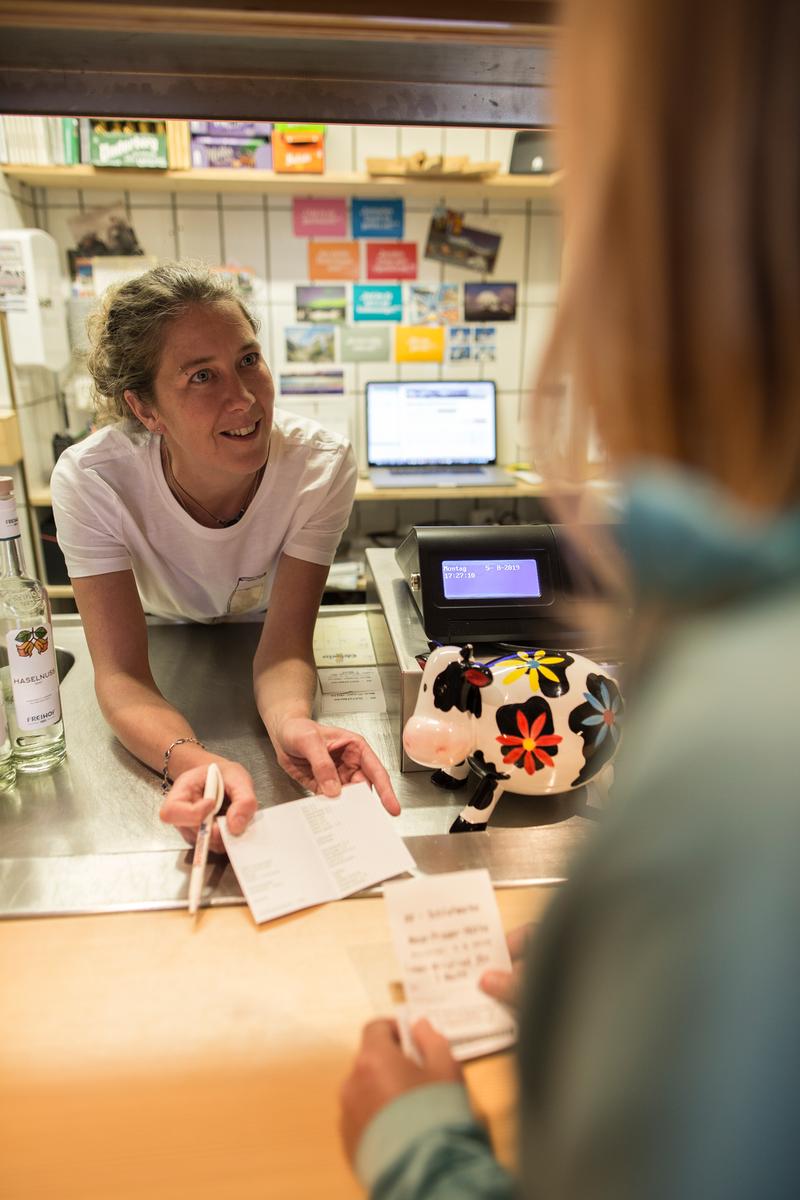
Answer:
51;263;397;847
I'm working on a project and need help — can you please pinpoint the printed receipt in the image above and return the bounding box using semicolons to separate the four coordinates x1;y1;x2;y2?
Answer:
383;869;517;1061
218;782;415;924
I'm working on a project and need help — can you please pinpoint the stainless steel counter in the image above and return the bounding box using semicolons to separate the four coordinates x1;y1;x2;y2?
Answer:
0;609;600;919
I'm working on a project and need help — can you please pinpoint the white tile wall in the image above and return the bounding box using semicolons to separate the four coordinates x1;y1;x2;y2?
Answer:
3;121;562;539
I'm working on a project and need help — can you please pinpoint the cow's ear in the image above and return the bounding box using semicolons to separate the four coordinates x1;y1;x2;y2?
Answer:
415;653;430;669
464;665;493;688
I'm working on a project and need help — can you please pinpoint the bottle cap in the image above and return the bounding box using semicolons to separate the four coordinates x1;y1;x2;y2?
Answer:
0;477;15;498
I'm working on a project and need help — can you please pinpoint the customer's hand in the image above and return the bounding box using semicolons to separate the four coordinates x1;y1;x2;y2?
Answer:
340;1018;462;1164
479;924;533;1009
273;716;401;815
159;758;257;853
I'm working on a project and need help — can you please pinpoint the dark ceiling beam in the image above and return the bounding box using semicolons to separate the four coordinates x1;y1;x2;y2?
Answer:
0;2;557;127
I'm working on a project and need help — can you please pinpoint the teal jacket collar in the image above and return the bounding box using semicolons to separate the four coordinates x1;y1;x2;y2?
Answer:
617;468;800;605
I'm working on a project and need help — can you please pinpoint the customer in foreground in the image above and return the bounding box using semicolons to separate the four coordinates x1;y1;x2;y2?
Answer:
340;0;800;1195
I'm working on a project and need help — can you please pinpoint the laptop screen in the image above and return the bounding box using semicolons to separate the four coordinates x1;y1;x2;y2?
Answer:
366;379;497;467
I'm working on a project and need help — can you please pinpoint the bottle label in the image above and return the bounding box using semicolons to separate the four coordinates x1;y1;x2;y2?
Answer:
6;623;62;731
0;699;6;743
0;496;20;539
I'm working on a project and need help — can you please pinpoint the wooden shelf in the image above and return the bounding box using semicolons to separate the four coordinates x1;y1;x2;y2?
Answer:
29;475;547;511
2;164;561;198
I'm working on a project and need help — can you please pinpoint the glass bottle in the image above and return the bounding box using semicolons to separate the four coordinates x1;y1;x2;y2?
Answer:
0;691;16;790
0;477;66;773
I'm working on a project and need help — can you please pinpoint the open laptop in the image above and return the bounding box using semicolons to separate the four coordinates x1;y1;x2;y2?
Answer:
365;379;509;488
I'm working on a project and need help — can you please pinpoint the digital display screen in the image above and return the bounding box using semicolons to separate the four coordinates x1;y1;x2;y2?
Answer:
441;558;542;601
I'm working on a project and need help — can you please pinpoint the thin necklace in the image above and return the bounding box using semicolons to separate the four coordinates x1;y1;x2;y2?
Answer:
161;444;264;528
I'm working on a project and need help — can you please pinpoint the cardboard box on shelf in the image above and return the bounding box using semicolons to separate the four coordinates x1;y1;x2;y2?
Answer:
191;136;272;169
273;123;325;173
89;119;169;169
189;120;273;139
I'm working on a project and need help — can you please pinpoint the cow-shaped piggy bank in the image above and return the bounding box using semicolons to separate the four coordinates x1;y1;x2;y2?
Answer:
403;644;624;832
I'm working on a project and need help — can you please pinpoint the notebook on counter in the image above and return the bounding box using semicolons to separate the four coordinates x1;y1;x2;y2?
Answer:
365;378;509;488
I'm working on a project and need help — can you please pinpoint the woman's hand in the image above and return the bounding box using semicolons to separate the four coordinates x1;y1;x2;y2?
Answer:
340;1018;462;1164
159;758;257;853
272;716;401;815
479;924;533;1009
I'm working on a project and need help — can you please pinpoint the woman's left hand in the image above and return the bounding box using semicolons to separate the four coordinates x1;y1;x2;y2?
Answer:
272;716;401;815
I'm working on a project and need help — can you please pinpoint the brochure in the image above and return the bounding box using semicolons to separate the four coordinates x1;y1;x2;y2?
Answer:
219;783;415;925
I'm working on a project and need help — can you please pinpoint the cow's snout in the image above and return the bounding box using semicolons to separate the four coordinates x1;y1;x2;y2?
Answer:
403;715;472;767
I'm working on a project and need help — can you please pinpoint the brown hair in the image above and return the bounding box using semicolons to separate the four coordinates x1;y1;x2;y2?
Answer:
86;262;259;426
535;0;800;512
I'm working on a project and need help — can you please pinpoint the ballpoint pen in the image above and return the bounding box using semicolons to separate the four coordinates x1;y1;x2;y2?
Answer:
187;761;225;916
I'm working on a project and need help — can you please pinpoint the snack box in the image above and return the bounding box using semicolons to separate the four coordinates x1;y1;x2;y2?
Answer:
191;136;272;170
272;123;325;173
189;120;273;139
89;121;169;169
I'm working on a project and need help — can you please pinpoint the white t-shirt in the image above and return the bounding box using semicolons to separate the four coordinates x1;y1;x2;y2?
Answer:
50;410;357;622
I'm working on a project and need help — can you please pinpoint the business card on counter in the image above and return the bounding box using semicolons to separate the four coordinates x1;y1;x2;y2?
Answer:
383;868;517;1062
219;782;415;924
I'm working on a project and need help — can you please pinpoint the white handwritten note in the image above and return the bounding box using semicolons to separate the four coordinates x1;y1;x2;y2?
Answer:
219;783;415;924
383;869;517;1061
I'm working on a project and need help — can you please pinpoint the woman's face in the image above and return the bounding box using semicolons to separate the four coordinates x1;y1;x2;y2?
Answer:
150;301;274;481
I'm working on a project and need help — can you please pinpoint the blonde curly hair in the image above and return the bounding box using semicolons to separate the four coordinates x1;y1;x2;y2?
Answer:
86;261;259;427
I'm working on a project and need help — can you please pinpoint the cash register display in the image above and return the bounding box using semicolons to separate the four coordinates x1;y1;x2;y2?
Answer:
441;558;542;601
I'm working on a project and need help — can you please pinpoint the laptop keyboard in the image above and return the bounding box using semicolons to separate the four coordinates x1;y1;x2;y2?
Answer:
388;465;485;476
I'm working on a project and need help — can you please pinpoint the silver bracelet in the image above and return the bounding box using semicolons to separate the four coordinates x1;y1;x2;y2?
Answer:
161;736;206;795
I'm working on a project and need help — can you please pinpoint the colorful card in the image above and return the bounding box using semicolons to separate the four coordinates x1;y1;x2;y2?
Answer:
424;207;502;274
295;284;346;323
395;325;445;363
447;324;497;362
308;241;360;281
366;241;417;281
284;324;335;363
408;283;460;326
448;324;472;361
340;325;391;362
293;197;347;238
353;283;403;322
352;198;404;240
463;282;517;322
474;325;497;362
280;370;345;395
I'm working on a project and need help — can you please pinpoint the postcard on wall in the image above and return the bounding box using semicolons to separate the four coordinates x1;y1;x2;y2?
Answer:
351;197;404;240
383;869;517;1062
293;197;347;239
284;324;335;364
295;284;346;323
395;325;445;363
352;283;402;322
424;206;501;275
308;241;360;281
366;242;418;281
408;283;460;326
340;325;391;363
280;369;345;395
463;282;517;322
448;325;472;362
474;325;497;362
